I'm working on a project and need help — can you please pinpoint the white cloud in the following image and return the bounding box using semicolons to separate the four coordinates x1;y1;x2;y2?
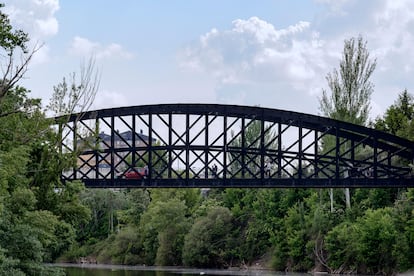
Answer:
322;0;414;114
370;0;414;65
180;0;414;116
92;89;128;110
181;17;323;83
3;0;59;67
69;36;134;60
179;17;333;112
5;0;414;119
30;44;51;65
35;16;59;37
309;0;414;116
314;0;351;15
232;17;310;43
4;0;60;38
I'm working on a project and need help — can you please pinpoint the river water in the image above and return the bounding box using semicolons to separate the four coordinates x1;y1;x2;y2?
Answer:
59;264;303;276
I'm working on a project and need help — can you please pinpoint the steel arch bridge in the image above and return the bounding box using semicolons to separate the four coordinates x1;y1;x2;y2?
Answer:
57;104;414;188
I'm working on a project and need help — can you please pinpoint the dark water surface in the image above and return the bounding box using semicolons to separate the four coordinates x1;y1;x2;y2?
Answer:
59;264;301;276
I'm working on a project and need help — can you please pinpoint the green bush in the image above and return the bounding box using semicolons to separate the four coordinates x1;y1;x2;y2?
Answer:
326;207;398;274
183;206;233;268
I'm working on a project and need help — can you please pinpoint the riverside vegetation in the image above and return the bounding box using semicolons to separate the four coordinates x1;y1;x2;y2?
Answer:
1;3;414;275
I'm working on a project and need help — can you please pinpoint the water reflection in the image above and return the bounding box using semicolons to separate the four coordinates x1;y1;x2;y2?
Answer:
59;264;300;276
65;266;171;276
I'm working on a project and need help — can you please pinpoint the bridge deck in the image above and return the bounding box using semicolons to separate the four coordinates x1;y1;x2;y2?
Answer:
81;178;414;189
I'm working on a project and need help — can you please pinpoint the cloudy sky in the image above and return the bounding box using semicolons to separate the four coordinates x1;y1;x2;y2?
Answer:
3;0;414;119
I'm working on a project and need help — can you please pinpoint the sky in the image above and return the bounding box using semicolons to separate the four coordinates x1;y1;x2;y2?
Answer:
3;0;414;119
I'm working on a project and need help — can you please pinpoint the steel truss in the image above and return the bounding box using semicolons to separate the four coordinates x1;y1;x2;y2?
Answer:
57;104;414;188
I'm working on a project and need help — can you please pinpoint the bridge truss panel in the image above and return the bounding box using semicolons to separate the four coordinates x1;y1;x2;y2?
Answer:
57;104;414;188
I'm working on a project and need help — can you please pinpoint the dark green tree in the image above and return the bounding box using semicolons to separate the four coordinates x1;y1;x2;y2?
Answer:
139;192;191;265
375;89;414;140
0;5;91;274
326;207;398;274
78;189;129;241
325;220;358;273
122;189;151;225
183;206;233;267
391;189;414;271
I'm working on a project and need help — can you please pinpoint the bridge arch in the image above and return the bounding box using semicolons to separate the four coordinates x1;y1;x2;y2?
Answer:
57;104;414;188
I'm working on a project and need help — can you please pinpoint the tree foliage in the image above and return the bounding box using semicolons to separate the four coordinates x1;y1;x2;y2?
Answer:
320;36;376;125
0;5;91;274
319;36;377;210
0;4;40;102
183;206;233;267
46;57;100;117
375;89;414;140
139;195;190;266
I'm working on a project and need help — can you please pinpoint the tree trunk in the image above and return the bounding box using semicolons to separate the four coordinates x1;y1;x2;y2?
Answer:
330;188;334;212
345;188;351;209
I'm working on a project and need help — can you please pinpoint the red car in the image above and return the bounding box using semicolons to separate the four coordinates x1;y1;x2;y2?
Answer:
123;167;148;179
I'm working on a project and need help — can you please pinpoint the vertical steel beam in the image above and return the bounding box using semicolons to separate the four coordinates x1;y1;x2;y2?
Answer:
58;123;63;156
148;113;152;184
278;122;282;178
186;113;190;184
373;137;378;180
335;126;340;182
351;140;355;165
314;130;319;178
241;117;245;178
58;122;64;181
73;121;78;180
132;115;136;168
260;116;265;181
168;113;172;179
298;122;302;179
95;118;99;179
387;151;391;177
205;114;209;179
223;115;227;180
110;115;115;181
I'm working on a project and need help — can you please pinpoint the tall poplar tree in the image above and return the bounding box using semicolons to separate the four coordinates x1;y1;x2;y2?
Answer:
320;36;376;125
319;36;377;209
